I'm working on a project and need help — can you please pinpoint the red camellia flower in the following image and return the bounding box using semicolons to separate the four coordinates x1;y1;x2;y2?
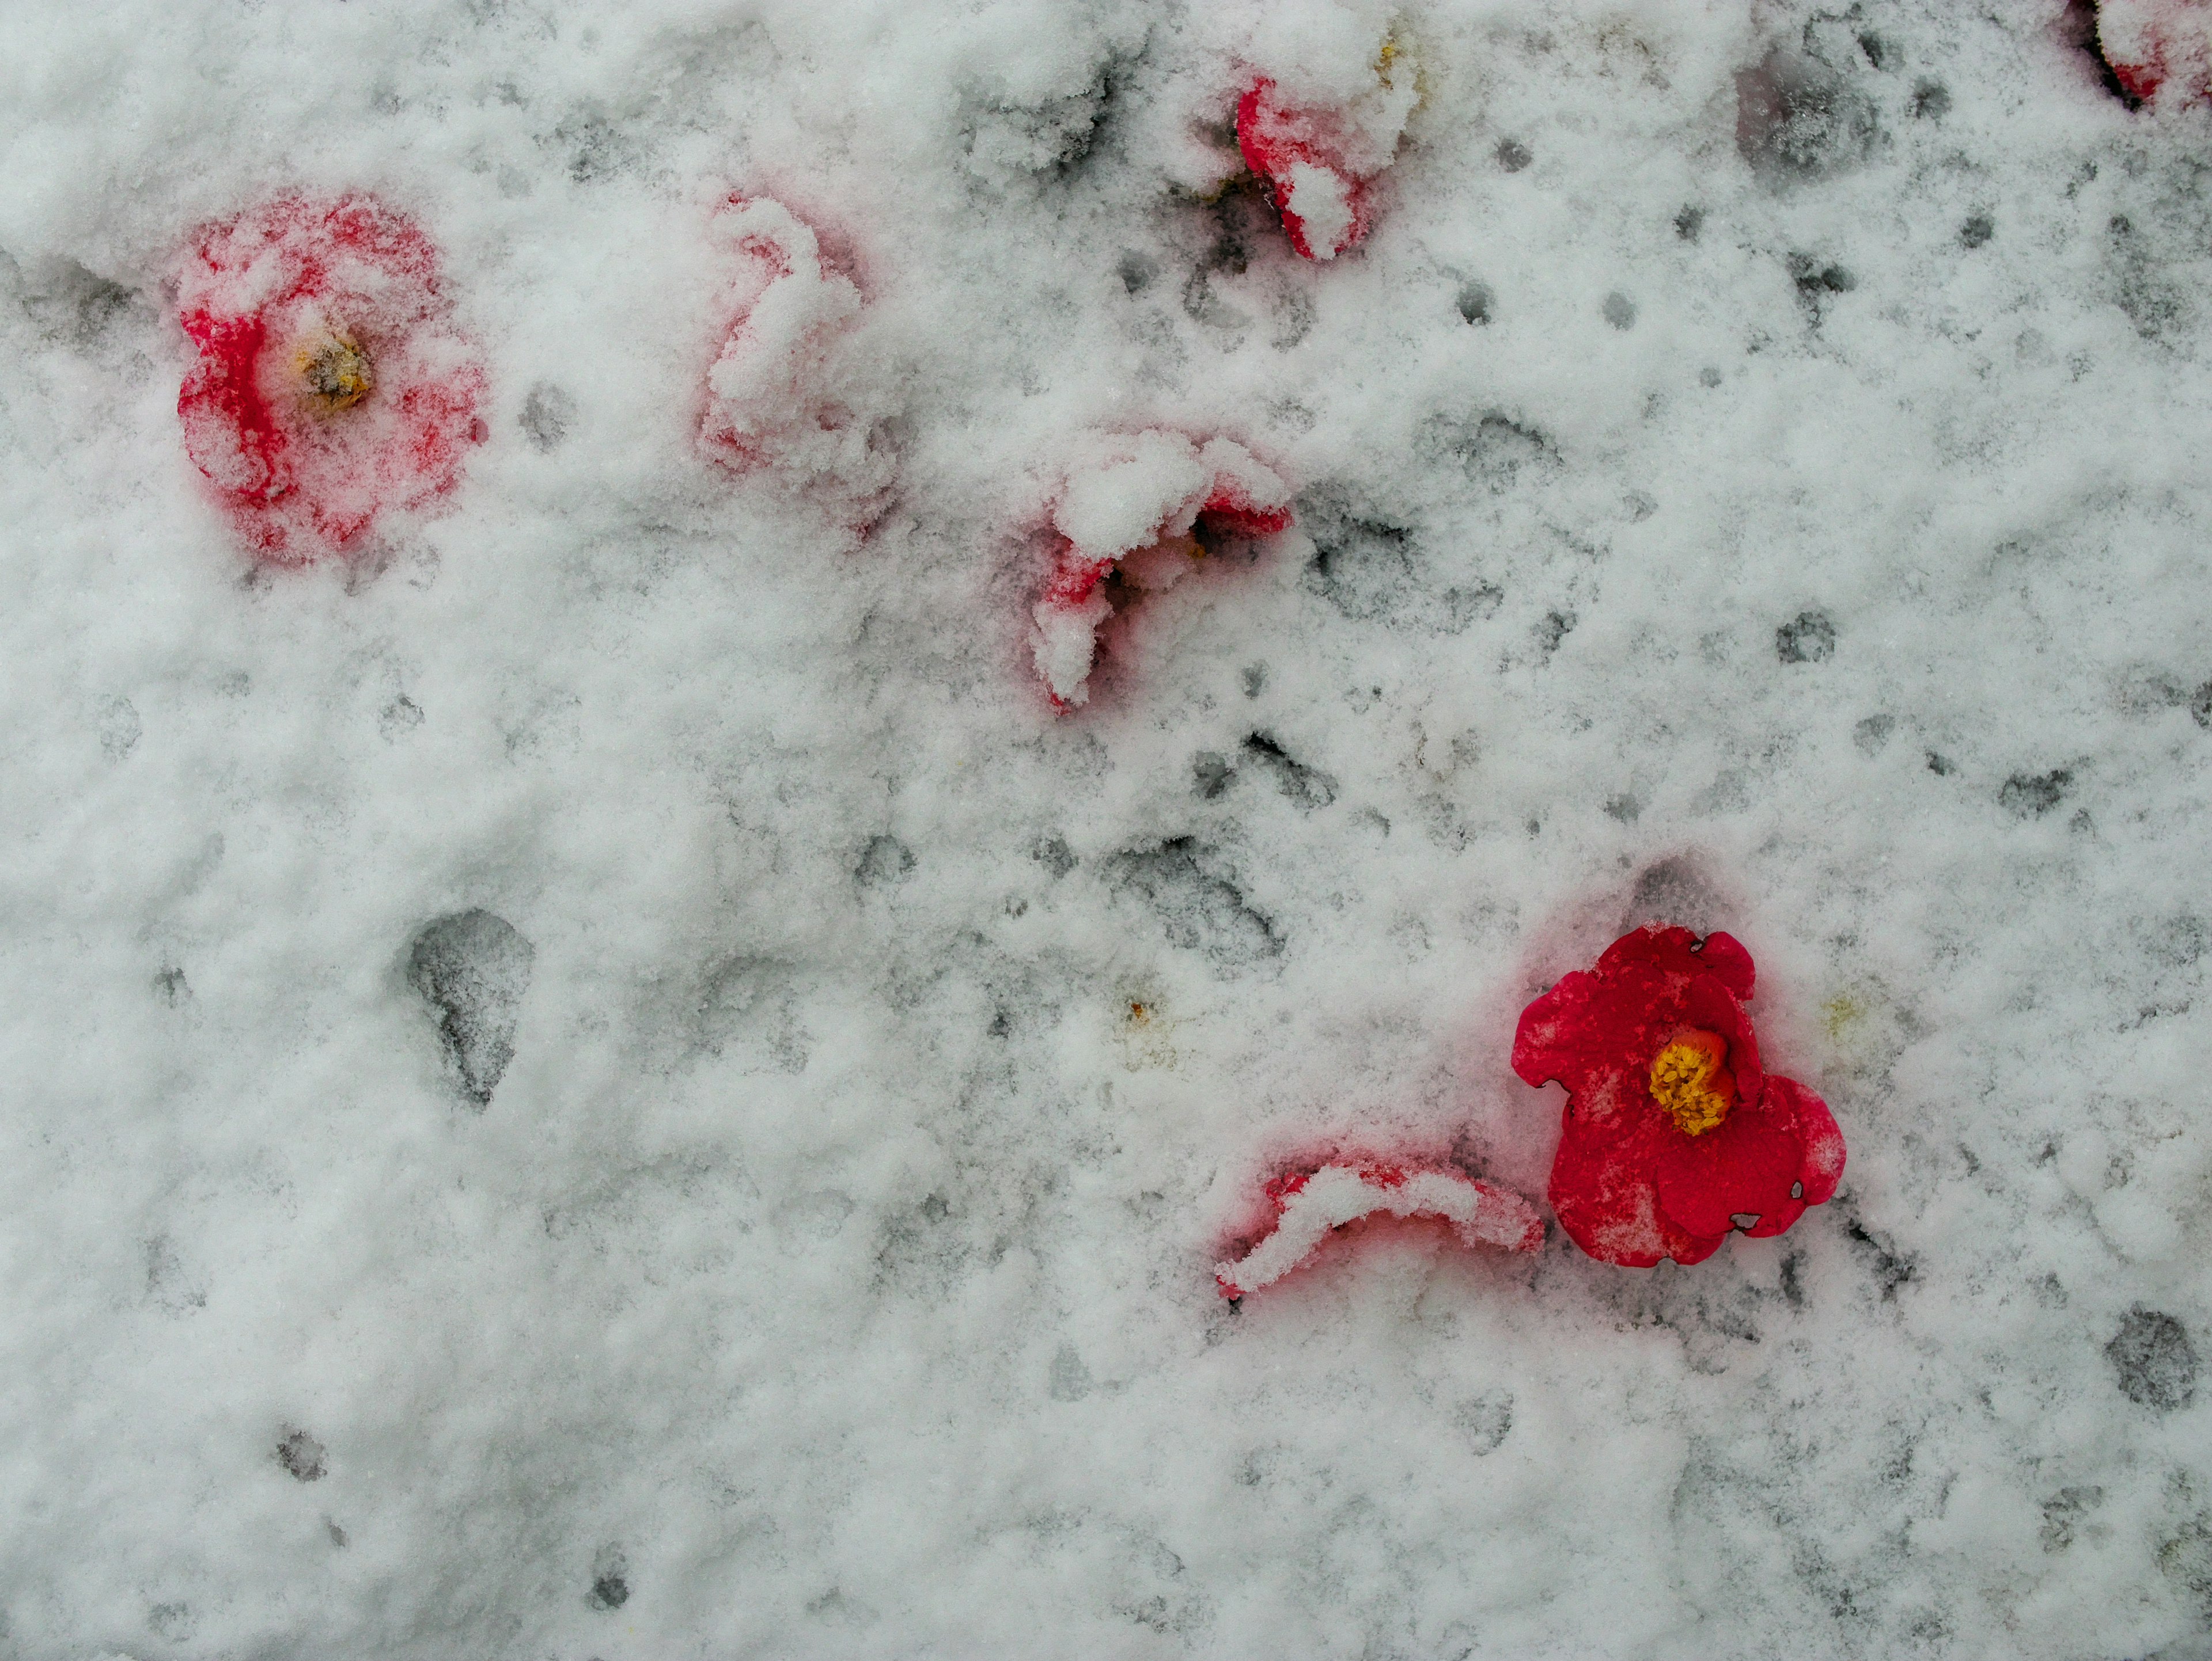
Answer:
176;195;485;562
2098;0;2212;105
1512;925;1846;1267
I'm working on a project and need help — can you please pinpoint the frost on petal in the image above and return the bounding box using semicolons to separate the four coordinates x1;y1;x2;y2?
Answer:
1032;588;1115;708
1032;435;1290;710
699;195;897;526
1054;432;1214;562
1215;1164;1543;1299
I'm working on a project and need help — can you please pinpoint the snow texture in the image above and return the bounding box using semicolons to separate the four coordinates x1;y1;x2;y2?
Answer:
2;0;2212;1656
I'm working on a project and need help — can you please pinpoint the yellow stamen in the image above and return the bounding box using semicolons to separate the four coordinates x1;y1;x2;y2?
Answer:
1648;1031;1734;1137
296;331;373;413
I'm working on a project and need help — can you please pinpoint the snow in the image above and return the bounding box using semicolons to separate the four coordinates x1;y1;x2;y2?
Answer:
1;0;2211;1656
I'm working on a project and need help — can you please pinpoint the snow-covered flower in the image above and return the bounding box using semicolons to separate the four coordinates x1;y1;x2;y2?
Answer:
1215;1161;1544;1300
1513;925;1847;1268
1236;41;1416;260
1031;432;1290;710
699;195;898;527
176;195;486;562
2099;0;2212;105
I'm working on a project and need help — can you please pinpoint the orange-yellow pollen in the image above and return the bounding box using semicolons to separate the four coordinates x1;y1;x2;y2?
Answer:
1648;1031;1734;1137
296;330;373;413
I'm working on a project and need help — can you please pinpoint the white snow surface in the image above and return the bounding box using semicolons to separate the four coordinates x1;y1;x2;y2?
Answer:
2;0;2212;1657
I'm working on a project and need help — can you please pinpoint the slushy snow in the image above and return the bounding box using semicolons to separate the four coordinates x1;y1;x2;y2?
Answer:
1;0;2211;1656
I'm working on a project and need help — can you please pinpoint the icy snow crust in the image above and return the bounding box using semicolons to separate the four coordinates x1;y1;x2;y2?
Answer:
2;0;2211;1655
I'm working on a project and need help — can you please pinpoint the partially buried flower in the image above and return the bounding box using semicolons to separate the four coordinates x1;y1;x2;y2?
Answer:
176;195;485;562
1215;1161;1543;1300
1512;925;1846;1267
1032;432;1290;710
699;194;899;529
2098;0;2212;105
1236;36;1416;260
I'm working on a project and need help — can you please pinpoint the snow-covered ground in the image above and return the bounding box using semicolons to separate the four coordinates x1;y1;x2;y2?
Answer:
3;0;2211;1654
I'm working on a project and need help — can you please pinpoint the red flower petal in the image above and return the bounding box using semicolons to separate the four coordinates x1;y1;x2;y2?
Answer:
1694;930;1756;1002
698;194;895;527
1234;79;1396;262
1650;1082;1804;1240
1547;1073;1720;1267
2098;0;2212;105
1510;968;1608;1090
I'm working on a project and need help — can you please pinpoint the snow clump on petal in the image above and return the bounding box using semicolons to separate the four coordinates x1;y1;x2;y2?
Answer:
1031;433;1290;710
1216;1163;1544;1300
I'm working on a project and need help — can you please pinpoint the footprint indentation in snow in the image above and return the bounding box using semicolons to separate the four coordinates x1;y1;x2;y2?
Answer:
408;909;535;1106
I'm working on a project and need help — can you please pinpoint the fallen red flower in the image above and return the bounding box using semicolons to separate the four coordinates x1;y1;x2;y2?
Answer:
2098;0;2212;105
1512;925;1846;1267
1032;433;1290;710
176;195;484;562
1215;1161;1543;1299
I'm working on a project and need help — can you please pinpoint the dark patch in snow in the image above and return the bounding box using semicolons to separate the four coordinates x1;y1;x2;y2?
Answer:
408;909;535;1107
1104;838;1282;968
855;834;916;887
1240;732;1335;810
2108;1307;2198;1410
276;1427;327;1481
520;382;576;452
1777;610;1837;663
1737;50;1880;183
1999;769;2073;819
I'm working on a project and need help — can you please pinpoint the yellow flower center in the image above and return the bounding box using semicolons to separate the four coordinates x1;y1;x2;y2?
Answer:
296;330;373;413
1648;1031;1734;1137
